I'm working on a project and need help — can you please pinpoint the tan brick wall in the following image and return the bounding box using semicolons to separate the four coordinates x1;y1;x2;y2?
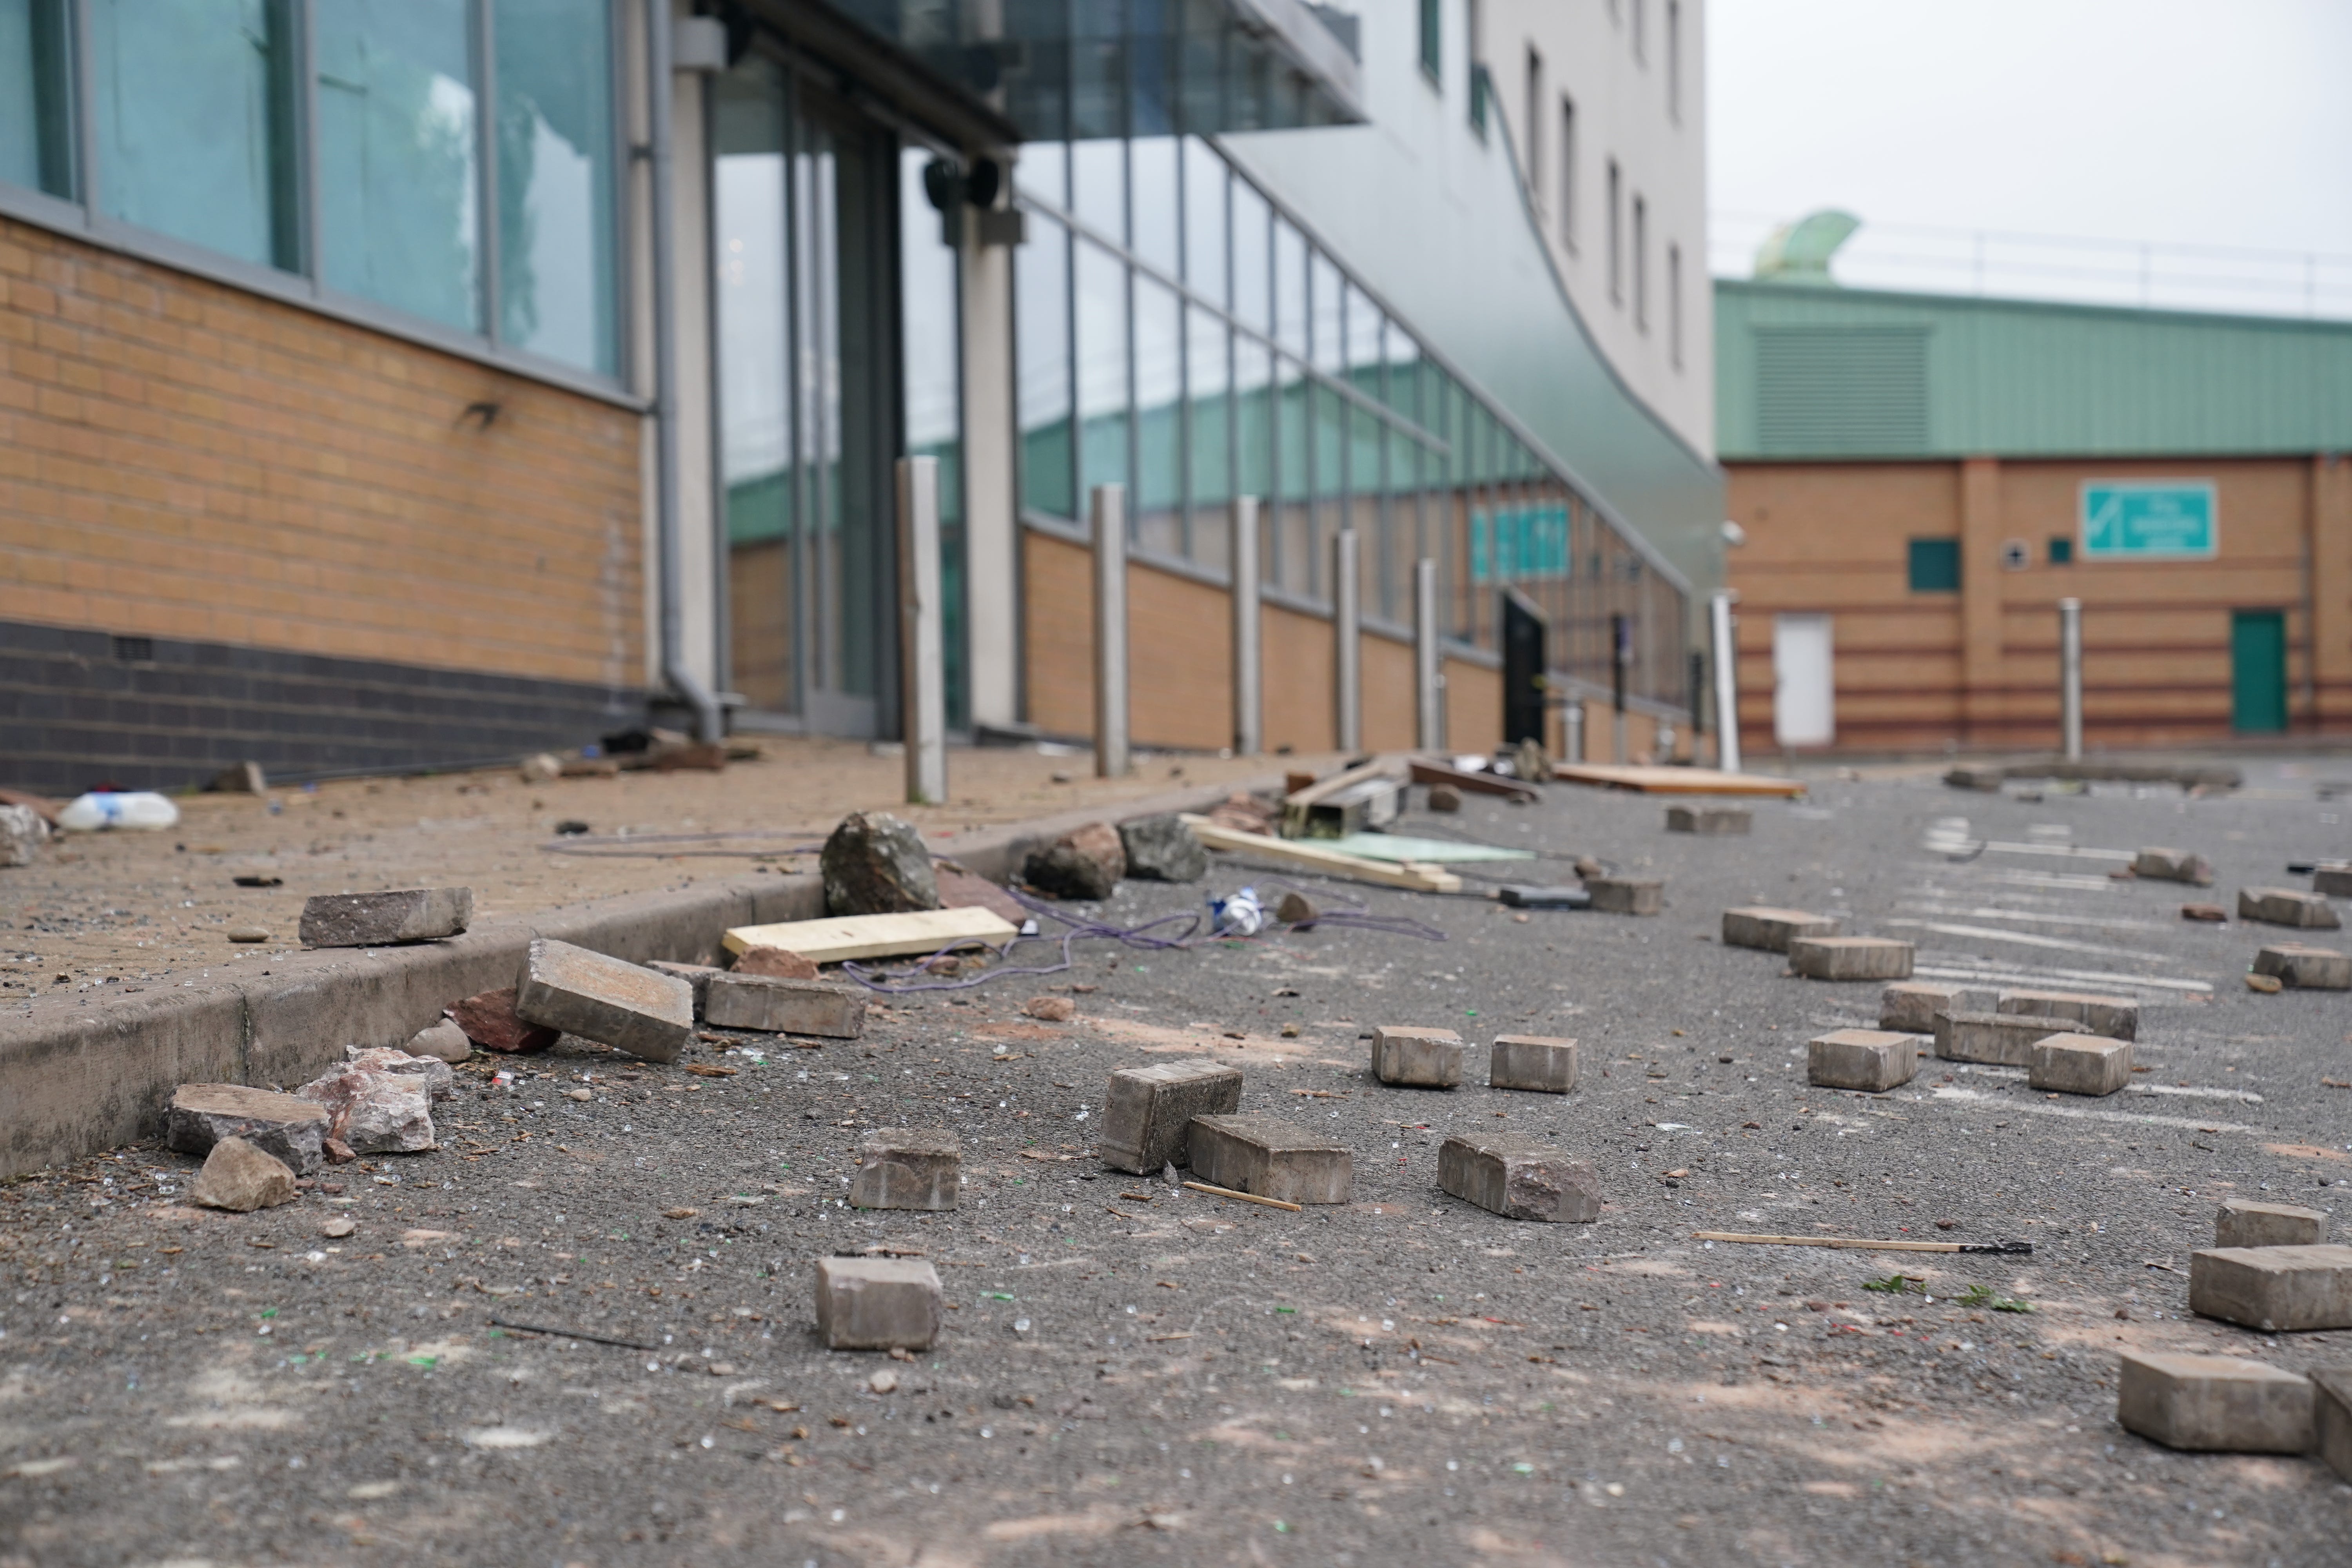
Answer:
1445;657;1501;753
0;218;642;687
1726;454;2324;752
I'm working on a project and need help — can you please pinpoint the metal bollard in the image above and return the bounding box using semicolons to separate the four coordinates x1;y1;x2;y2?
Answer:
1413;558;1442;751
895;456;946;804
1332;530;1361;753
2060;596;2083;762
1710;590;1742;773
1091;484;1129;778
1563;701;1585;764
1229;497;1262;756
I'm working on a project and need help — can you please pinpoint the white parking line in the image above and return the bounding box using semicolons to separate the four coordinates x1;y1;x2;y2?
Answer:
1915;1084;2256;1133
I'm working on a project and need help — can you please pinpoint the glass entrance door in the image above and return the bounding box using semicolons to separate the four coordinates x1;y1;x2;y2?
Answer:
714;56;896;736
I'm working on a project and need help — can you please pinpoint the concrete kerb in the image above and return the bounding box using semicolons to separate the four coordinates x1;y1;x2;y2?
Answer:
0;774;1278;1179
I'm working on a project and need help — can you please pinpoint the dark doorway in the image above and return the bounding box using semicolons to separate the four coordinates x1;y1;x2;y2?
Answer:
1502;588;1548;746
2230;610;2287;733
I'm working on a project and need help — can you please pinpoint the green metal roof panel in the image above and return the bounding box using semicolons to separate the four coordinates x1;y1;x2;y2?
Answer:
1716;280;2352;460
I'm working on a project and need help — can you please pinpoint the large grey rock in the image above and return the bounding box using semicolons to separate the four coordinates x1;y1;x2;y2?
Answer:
0;804;46;868
342;1045;455;1101
2118;1350;2311;1453
167;1083;330;1176
513;938;694;1062
849;1128;961;1211
405;1018;472;1063
297;1064;435;1154
820;812;939;916
703;973;867;1038
1437;1136;1600;1222
298;887;472;947
189;1137;298;1213
1098;1060;1243;1174
1187;1114;1352;1204
1118;815;1207;882
815;1256;942;1350
1024;822;1126;900
2190;1245;2352;1332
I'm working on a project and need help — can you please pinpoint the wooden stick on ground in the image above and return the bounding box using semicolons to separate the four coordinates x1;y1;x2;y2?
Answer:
1180;815;1463;893
1183;1180;1303;1213
1693;1231;2032;1255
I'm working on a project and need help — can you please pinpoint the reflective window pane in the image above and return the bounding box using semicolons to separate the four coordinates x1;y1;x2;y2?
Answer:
1133;275;1181;552
1074;238;1129;497
1180;135;1226;305
902;143;965;726
1185;303;1231;565
1310;251;1343;375
316;0;480;332
1129;134;1178;275
0;0;73;198
1071;137;1123;242
1345;283;1383;382
1384;318;1423;420
1016;210;1074;519
1273;218;1307;358
495;0;618;375
1015;140;1067;207
91;0;301;270
1234;334;1273;510
1230;176;1270;335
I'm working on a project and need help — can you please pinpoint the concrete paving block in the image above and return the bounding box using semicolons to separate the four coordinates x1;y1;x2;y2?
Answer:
1586;877;1663;916
1098;1060;1243;1173
702;973;867;1038
2313;866;2352;898
645;960;722;1015
1666;805;1751;835
1998;988;2138;1040
2027;1033;2133;1096
1806;1029;1918;1092
2251;943;2352;990
2216;1199;2328;1250
1722;906;1840;953
2313;1368;2352;1482
849;1128;961;1211
2239;887;2343;930
1877;981;1996;1033
2134;847;2216;885
1370;1025;1465;1088
1788;936;1914;982
2189;1244;2352;1332
815;1256;942;1350
1187;1114;1352;1204
1489;1035;1578;1094
2116;1350;2312;1453
1934;1011;2074;1067
1437;1136;1601;1222
166;1083;330;1176
298;887;473;947
513;938;694;1063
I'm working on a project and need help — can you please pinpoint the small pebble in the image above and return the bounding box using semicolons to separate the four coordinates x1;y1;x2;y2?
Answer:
226;927;270;943
868;1369;899;1394
319;1216;356;1238
565;1087;593;1102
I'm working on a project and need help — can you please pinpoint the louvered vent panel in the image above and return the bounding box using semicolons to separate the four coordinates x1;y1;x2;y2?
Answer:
1754;326;1929;455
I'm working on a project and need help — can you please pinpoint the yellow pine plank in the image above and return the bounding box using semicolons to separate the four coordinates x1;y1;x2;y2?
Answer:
1552;764;1808;797
722;906;1020;962
1180;815;1462;893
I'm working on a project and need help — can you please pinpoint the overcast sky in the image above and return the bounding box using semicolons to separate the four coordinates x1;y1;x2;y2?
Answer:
1706;0;2352;316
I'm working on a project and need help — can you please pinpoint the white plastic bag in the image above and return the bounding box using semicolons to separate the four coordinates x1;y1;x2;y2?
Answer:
58;791;180;831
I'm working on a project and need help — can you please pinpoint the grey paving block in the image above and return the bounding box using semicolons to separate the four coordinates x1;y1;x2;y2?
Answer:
2117;1350;2311;1452
2313;1367;2352;1481
815;1256;942;1350
1877;981;1995;1033
1187;1114;1352;1204
1998;987;2138;1041
2189;1244;2352;1332
2252;943;2352;990
1437;1135;1600;1221
646;960;722;1014
166;1083;330;1176
1666;805;1750;835
702;973;867;1038
2134;847;2215;885
1489;1035;1578;1094
1370;1025;1465;1087
849;1128;960;1211
512;938;693;1063
2027;1033;2132;1096
1722;906;1839;953
2216;1199;2328;1250
1788;936;1914;981
1097;1060;1244;1174
1806;1029;1918;1092
298;887;472;947
1586;877;1662;916
1934;1011;2074;1067
2239;887;2342;930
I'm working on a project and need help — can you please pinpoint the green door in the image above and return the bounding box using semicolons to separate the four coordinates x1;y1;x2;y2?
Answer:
2230;610;2287;733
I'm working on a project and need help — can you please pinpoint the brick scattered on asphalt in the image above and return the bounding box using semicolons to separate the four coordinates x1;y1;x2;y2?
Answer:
1806;1028;1919;1093
1722;905;1840;953
1997;987;2138;1040
1024;821;1126;901
2026;1033;2133;1096
702;972;867;1038
2134;846;2217;884
1369;1025;1465;1088
815;1256;943;1350
2238;886;2342;929
1665;804;1750;835
848;1128;962;1211
1488;1034;1578;1093
2117;1350;2313;1453
2189;1244;2352;1332
1096;1060;1244;1173
296;886;473;947
446;985;563;1054
1584;875;1662;916
514;937;694;1063
1788;935;1914;981
1877;980;1993;1033
166;1083;330;1176
2216;1199;2329;1250
1186;1114;1352;1205
1436;1134;1600;1221
1934;1010;2074;1067
2251;942;2352;989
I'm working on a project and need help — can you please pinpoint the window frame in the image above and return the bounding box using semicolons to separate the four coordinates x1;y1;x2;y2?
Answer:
0;0;637;406
1632;192;1648;332
1606;158;1622;305
1418;0;1441;85
1557;93;1576;252
1523;44;1542;207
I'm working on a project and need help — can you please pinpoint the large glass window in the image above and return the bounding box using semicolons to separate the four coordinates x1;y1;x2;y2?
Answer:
1180;136;1225;305
1133;274;1182;554
0;0;73;198
91;0;302;270
1272;218;1307;359
1129;134;1178;276
316;0;480;332
1074;238;1129;498
494;0;617;375
1015;211;1074;519
1184;302;1230;566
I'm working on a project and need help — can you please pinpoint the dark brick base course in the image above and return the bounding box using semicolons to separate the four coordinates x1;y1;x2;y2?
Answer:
0;619;643;794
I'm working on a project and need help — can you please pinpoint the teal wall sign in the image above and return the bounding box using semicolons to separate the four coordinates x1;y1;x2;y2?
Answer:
2080;480;2217;560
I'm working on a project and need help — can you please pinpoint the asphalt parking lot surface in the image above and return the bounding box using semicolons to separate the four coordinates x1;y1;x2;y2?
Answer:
8;758;2352;1566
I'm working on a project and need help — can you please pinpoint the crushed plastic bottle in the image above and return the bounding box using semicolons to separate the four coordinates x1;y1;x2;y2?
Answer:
57;791;180;832
1209;886;1265;937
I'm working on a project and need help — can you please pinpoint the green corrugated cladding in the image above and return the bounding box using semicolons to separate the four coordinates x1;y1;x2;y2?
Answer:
1716;279;2352;461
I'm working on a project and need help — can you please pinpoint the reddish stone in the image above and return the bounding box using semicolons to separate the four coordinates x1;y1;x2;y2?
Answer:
734;945;820;980
447;986;559;1054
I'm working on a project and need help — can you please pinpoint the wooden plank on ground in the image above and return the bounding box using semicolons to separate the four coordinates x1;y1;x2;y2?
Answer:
1551;764;1807;798
1408;757;1538;803
1180;815;1462;893
722;906;1020;962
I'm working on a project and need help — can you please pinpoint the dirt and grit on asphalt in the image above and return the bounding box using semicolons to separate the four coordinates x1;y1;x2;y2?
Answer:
9;758;2352;1566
